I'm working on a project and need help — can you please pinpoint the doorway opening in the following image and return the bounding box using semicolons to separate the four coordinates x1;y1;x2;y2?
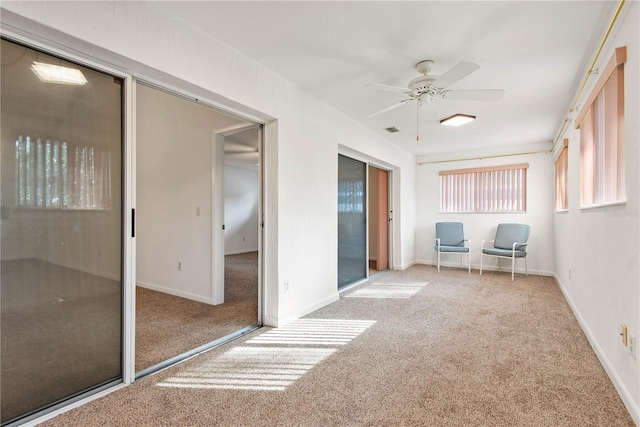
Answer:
337;154;393;290
368;165;390;277
135;83;261;377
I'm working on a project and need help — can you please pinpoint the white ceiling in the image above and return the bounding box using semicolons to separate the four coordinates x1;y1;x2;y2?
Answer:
155;1;616;156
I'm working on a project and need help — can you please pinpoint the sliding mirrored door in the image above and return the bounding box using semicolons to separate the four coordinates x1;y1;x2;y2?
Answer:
135;83;261;376
337;154;367;289
1;38;123;424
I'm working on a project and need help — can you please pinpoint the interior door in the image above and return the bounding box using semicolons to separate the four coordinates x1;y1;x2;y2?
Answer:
375;168;389;270
337;154;367;288
1;38;123;424
135;83;261;377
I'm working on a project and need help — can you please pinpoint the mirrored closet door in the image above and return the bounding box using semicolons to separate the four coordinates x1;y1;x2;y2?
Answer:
1;38;123;425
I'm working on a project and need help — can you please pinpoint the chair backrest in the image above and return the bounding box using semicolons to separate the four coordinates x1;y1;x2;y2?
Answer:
436;222;465;247
494;223;530;250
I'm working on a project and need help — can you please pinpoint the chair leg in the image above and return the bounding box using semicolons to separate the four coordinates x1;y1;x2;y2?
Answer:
480;254;483;275
467;253;471;274
525;257;528;277
511;257;515;281
437;250;440;272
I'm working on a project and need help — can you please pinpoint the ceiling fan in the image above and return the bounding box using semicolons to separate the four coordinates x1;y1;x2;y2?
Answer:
365;60;505;120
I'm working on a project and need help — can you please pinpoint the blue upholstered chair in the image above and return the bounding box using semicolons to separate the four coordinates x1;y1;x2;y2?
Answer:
434;222;470;274
480;223;530;281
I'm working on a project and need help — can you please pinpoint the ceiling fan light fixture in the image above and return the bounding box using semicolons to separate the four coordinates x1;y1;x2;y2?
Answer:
440;113;476;127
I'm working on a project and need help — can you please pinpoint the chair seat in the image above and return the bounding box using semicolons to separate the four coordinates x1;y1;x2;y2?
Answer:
482;248;527;258
435;245;469;253
434;222;470;274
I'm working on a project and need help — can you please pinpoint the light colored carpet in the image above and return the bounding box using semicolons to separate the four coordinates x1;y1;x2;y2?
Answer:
42;265;635;426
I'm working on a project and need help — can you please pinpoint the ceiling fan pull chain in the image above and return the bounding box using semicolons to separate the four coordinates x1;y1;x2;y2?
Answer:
416;101;420;141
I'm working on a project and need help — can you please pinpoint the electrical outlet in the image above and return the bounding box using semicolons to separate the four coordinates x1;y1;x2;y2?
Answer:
630;334;636;360
196;207;200;216
621;324;628;346
284;281;289;293
178;262;182;271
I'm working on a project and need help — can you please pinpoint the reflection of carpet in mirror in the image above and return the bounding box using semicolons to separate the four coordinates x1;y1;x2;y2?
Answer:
1;259;121;423
135;251;258;372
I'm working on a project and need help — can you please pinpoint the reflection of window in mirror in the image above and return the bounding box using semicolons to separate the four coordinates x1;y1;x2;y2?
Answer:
14;135;112;210
2;38;122;215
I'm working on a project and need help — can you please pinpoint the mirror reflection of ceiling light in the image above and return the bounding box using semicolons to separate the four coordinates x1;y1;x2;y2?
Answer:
440;113;476;127
31;61;88;85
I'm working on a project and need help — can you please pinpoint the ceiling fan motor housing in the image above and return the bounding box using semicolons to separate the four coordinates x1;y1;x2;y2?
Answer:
408;75;441;98
409;60;441;97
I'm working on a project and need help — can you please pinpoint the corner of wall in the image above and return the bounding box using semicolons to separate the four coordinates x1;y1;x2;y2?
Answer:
263;292;340;328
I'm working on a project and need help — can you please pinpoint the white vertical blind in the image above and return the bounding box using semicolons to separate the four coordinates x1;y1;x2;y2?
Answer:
14;135;112;210
440;164;527;213
576;46;625;207
555;139;569;211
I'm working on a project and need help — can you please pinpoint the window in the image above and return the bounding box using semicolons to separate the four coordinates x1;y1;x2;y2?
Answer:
576;46;626;208
440;164;528;213
555;139;569;211
14;135;112;210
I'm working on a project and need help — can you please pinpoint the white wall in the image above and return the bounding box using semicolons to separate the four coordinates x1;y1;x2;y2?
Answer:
136;83;245;303
553;2;639;422
0;1;416;327
415;143;555;275
224;165;259;255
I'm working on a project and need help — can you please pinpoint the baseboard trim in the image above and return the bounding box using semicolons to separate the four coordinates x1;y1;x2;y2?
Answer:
393;261;416;270
137;281;214;305
225;248;259;256
414;259;553;277
263;292;340;328
554;274;639;426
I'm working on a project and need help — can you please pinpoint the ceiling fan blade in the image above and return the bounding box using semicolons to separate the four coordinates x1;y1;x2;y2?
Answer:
443;89;505;102
366;99;413;118
432;61;480;88
365;82;410;94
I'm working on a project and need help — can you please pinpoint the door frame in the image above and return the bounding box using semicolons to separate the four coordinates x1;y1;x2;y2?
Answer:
337;146;396;290
212;124;264;305
368;164;394;275
368;166;390;272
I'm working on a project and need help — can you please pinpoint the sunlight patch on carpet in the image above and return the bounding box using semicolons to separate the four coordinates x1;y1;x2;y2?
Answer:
157;347;335;391
344;282;428;299
246;319;376;346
